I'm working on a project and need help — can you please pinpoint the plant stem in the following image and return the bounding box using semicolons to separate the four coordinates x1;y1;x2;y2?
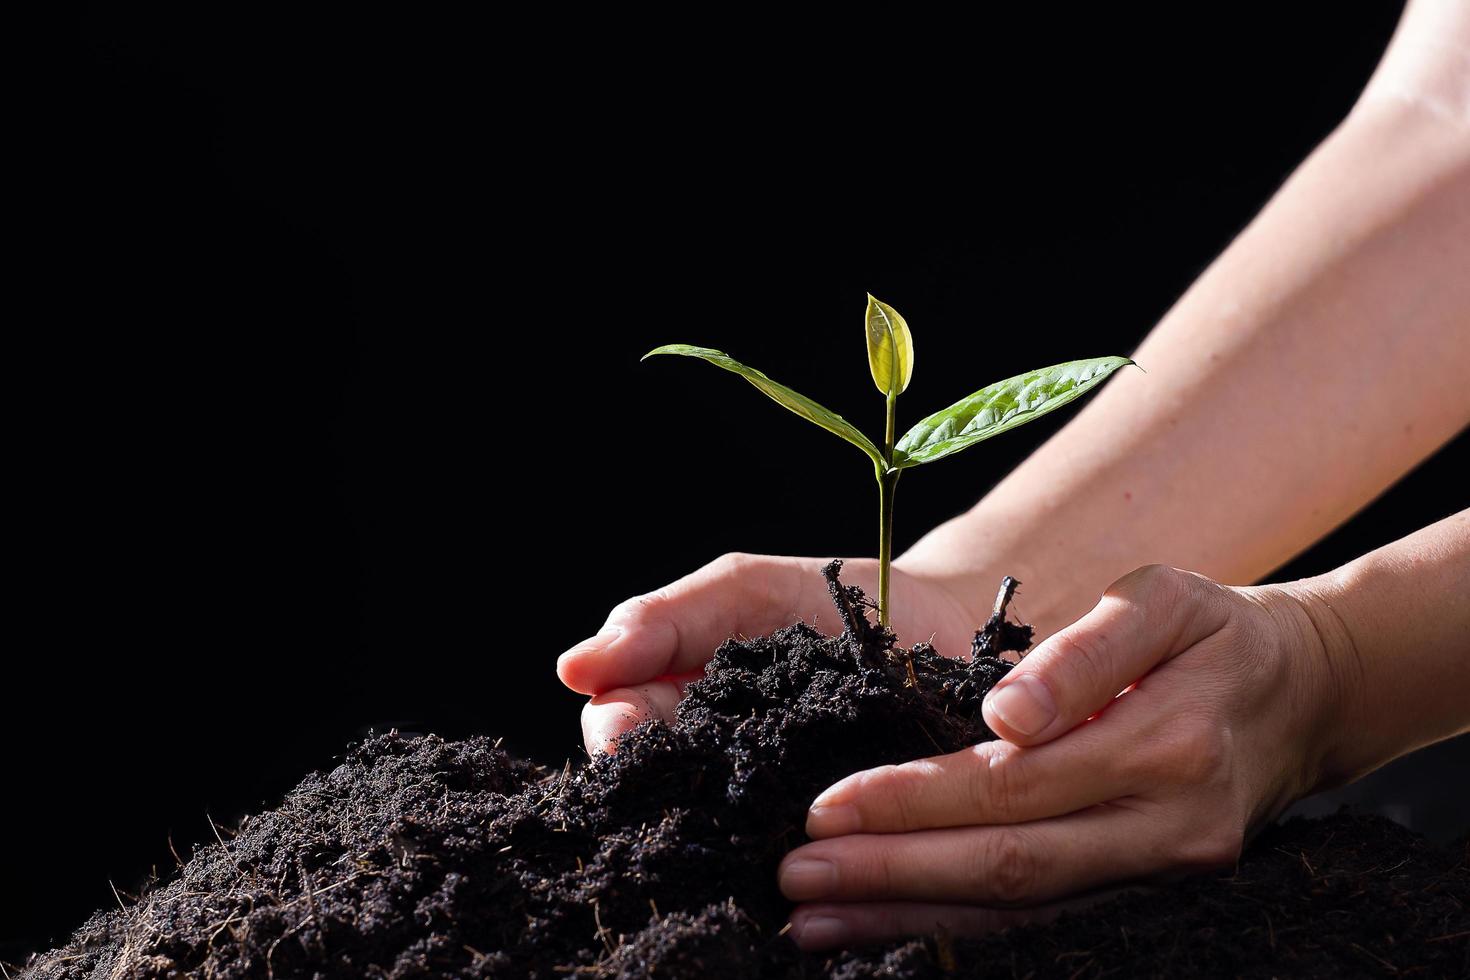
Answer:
877;467;899;627
878;390;899;627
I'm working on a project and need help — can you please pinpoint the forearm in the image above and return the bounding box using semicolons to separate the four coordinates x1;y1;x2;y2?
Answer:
1292;509;1470;789
900;101;1470;639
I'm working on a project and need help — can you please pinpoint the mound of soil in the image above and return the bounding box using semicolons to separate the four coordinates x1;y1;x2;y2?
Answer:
19;565;1469;978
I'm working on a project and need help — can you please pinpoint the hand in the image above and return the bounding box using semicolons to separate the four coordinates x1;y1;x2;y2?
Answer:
779;564;1342;950
556;552;981;755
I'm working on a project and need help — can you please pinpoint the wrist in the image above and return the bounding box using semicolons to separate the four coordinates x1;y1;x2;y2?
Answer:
1270;570;1372;794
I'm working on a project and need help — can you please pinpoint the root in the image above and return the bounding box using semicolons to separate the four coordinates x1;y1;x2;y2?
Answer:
970;576;1035;660
820;560;892;671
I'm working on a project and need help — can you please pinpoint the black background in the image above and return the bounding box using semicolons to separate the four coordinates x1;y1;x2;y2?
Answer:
10;2;1465;961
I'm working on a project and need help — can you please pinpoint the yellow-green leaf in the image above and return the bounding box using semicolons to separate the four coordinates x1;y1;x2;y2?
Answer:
864;294;914;398
643;344;885;469
894;356;1135;468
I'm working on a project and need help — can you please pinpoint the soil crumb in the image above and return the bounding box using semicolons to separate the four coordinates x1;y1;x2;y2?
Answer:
18;565;1467;978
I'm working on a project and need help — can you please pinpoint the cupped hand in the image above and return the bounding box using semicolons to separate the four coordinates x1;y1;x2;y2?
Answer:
779;564;1344;950
556;552;980;755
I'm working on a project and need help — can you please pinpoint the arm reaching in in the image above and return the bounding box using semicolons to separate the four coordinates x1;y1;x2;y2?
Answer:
559;0;1470;757
900;0;1470;634
782;511;1470;949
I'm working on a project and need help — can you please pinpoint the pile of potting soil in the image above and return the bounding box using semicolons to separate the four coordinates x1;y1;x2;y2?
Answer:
18;564;1469;978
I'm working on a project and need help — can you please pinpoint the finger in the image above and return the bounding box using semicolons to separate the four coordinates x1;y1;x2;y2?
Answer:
557;553;843;696
787;900;1067;951
580;680;683;755
806;726;1138;838
982;564;1230;746
780;805;1170;907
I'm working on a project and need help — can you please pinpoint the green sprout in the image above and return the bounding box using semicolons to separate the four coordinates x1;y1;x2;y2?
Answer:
644;295;1134;631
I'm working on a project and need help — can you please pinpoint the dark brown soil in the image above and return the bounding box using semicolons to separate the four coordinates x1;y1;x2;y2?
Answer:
18;565;1469;978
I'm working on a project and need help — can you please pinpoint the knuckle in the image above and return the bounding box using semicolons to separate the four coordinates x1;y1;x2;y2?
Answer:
711;551;756;575
976;828;1036;906
970;744;1026;822
1173;567;1215;594
1109;563;1196;611
860;764;920;827
1109;563;1174;597
1167;721;1234;786
852;844;897;897
616;551;765;626
1044;627;1113;694
613;587;671;625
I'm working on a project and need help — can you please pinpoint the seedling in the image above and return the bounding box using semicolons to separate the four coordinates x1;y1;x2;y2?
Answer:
644;295;1134;630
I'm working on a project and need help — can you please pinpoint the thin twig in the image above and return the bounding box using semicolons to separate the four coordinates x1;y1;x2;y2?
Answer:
592;900;614;955
297;853;319;931
207;813;246;877
993;576;1020;620
281;871;377;909
266;919;307;980
1349;942;1400;974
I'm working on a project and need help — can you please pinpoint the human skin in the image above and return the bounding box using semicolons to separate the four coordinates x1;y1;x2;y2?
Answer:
779;512;1469;949
561;0;1470;748
557;0;1470;949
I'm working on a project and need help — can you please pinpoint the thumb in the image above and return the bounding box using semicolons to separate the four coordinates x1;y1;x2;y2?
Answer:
556;553;835;696
982;564;1229;746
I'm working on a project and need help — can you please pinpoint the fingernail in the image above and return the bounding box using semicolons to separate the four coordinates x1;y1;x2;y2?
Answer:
806;803;860;837
780;858;837;899
791;915;846;949
985;674;1056;736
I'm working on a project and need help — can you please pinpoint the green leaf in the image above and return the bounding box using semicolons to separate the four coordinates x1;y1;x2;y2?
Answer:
865;294;914;398
643;344;885;469
894;356;1135;468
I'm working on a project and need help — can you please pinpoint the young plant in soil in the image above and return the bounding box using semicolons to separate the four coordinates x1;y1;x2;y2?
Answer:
645;293;1134;641
20;301;1468;978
